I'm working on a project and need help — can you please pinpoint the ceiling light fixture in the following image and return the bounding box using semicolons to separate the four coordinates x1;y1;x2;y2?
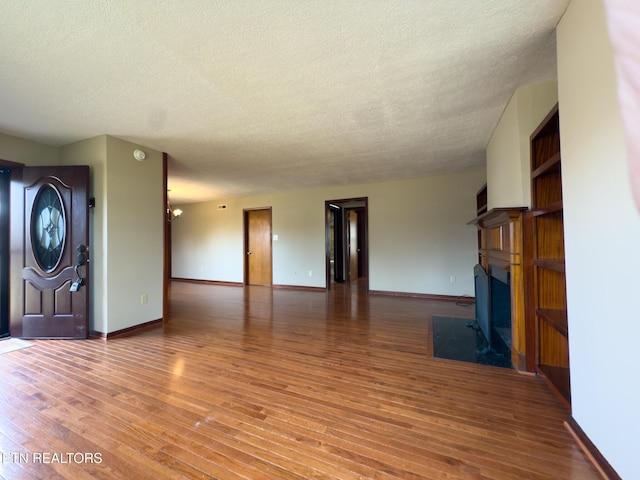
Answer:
167;192;183;221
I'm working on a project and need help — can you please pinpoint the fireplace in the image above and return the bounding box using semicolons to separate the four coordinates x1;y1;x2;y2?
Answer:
469;207;527;371
474;264;512;358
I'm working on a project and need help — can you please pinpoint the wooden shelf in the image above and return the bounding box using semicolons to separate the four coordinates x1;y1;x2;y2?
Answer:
537;308;568;337
532;152;561;178
533;258;565;273
531;201;563;216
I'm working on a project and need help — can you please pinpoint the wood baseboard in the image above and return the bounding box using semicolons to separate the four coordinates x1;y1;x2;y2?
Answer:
97;319;163;340
273;284;326;292
564;417;621;480
369;290;475;304
171;278;244;287
172;278;325;292
170;279;475;303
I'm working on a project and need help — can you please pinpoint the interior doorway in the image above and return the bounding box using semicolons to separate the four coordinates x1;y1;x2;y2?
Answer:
325;198;368;291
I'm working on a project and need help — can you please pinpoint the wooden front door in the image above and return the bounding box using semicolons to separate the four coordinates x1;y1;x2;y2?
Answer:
10;166;90;338
244;208;272;286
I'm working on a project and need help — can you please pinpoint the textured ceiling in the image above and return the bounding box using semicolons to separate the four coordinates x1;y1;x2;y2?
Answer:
0;1;569;203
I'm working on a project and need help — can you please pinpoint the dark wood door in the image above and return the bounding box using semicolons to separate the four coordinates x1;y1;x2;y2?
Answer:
244;208;272;286
10;166;90;338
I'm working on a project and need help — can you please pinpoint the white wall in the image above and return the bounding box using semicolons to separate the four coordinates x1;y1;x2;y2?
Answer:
486;94;521;208
486;82;558;209
172;169;485;297
558;0;640;478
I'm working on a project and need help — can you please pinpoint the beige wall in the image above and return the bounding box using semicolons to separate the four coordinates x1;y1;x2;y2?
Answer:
172;169;485;297
486;81;558;209
104;136;164;333
557;0;639;477
0;131;59;165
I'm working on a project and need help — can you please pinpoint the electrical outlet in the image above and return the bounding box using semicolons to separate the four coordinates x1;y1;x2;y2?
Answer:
308;270;313;277
449;275;456;283
141;293;148;304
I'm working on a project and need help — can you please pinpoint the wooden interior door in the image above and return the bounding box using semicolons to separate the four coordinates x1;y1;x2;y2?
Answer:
10;166;90;338
244;208;272;286
348;210;358;282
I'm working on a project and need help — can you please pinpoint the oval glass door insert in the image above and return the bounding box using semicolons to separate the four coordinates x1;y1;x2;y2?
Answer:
32;184;66;271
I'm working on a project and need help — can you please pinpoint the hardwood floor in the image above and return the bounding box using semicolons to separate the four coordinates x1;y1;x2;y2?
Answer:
0;280;598;479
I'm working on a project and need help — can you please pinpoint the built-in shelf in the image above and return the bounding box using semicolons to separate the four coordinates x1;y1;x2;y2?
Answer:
531;201;563;216
532;152;561;178
537;308;568;337
476;183;487;216
533;258;566;273
527;104;571;409
474;184;488;264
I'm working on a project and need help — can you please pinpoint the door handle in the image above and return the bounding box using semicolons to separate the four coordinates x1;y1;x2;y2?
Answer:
70;244;88;292
77;244;87;266
247;251;252;255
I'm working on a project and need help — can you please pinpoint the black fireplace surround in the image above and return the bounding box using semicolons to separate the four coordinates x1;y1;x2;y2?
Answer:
474;264;511;358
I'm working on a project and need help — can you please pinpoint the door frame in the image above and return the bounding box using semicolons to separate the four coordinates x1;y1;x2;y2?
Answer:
0;160;20;338
243;207;273;286
324;197;368;291
162;153;169;321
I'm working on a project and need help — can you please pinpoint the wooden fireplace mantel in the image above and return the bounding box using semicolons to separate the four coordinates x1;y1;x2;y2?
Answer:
471;207;527;227
469;207;528;371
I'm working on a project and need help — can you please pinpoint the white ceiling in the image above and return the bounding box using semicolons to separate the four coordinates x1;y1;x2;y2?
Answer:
0;1;569;204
